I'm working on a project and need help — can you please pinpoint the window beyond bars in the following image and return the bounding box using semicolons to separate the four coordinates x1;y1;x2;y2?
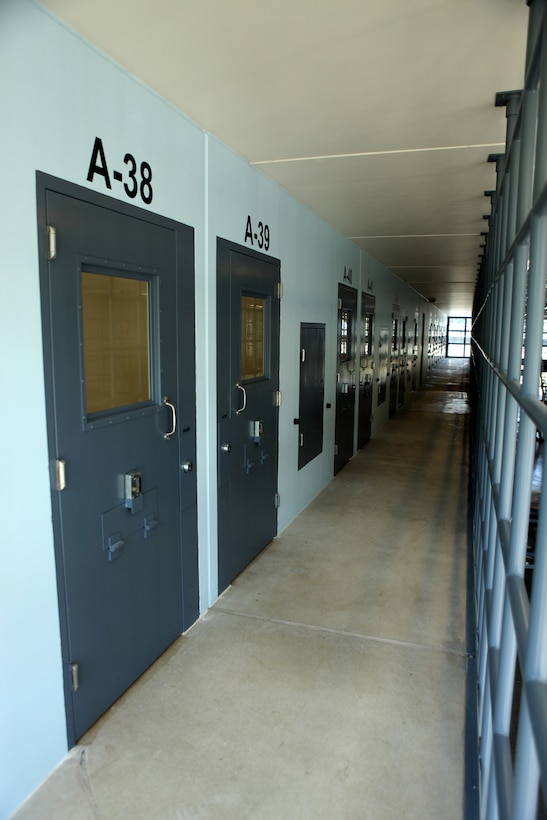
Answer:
447;316;471;358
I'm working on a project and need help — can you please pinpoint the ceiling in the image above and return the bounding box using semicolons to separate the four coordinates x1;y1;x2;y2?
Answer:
39;0;529;316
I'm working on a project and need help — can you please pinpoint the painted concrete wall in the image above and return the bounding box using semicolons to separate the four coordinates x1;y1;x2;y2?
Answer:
0;2;445;816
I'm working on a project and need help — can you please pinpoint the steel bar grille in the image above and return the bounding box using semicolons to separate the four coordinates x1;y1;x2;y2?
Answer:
472;2;547;817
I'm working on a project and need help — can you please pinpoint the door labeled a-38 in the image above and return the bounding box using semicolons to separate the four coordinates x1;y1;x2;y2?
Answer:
38;175;198;744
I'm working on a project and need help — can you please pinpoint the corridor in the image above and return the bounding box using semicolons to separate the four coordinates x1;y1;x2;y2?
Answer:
15;360;471;820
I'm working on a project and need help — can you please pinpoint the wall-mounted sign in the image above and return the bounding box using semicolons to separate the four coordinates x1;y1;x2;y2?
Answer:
244;215;270;251
343;266;353;284
367;278;374;293
86;136;153;205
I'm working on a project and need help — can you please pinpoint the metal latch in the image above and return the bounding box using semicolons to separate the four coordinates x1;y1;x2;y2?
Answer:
70;662;79;692
124;471;143;512
47;225;57;260
143;514;157;540
250;420;264;443
55;459;66;491
107;533;124;561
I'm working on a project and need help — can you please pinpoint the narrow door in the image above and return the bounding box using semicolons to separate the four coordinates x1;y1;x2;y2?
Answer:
411;316;419;392
358;293;375;448
217;240;280;594
335;284;358;474
38;175;198;744
377;326;389;407
420;313;427;385
297;323;325;470
389;312;399;417
398;317;407;408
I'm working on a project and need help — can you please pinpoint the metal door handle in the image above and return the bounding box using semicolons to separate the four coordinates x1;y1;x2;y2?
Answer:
221;442;232;453
181;461;193;473
163;396;177;440
235;382;247;415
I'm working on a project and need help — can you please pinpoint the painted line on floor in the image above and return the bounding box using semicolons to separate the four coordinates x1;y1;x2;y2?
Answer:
213;606;469;658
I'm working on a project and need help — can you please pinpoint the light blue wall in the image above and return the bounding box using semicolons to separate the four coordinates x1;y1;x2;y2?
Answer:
0;2;445;816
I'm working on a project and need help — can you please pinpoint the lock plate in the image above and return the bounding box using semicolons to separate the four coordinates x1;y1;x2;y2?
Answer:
124;470;143;511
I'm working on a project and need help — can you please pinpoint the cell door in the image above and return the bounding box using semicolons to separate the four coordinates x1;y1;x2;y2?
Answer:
217;239;280;594
398;318;407;408
335;284;358;474
358;293;375;448
389;312;399;418
38;175;198;744
297;323;326;470
377;326;389;406
411;316;419;392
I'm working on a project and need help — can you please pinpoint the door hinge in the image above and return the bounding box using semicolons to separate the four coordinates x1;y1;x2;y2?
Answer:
70;662;80;692
56;458;66;491
274;390;282;407
338;298;342;310
301;348;306;363
276;282;283;299
334;444;339;456
47;225;57;261
274;493;281;508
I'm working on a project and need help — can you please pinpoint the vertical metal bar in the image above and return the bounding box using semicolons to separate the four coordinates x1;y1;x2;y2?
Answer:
533;6;547;206
480;680;493;818
512;698;539;818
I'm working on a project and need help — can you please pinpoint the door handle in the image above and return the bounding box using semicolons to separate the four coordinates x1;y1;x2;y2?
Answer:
221;442;232;453
235;382;247;416
181;461;193;473
163;396;177;440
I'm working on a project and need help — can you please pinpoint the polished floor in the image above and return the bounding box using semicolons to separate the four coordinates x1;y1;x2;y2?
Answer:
14;359;471;820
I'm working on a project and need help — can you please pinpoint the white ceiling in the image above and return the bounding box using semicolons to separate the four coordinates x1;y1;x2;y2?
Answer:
39;0;529;316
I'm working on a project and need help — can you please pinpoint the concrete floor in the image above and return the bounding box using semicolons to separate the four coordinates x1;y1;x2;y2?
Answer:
13;360;470;819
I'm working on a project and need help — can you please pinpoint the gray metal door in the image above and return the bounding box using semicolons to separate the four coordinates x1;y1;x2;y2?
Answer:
38;176;198;744
398;317;407;408
335;284;357;474
297;323;325;469
377;325;389;406
358;293;375;448
411;316;419;392
389;311;399;417
217;240;280;593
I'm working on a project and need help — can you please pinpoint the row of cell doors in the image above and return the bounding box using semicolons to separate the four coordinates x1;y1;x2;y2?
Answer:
38;176;280;744
38;175;418;743
334;285;423;473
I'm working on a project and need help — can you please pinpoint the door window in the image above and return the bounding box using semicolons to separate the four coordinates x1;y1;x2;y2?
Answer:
362;312;374;358
339;309;352;362
241;294;266;381
81;271;151;414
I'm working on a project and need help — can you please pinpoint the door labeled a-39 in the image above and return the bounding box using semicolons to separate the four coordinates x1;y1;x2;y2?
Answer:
217;239;280;594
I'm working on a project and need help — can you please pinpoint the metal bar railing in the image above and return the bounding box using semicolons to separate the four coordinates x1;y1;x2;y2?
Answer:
472;2;547;817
